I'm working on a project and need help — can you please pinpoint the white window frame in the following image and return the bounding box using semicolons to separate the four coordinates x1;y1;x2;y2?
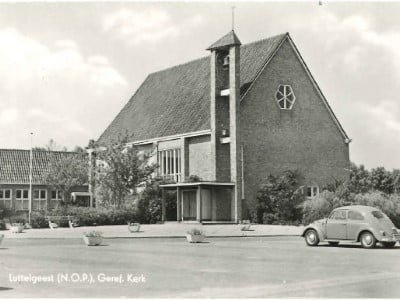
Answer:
158;148;181;182
51;190;63;201
275;84;296;110
15;189;29;211
0;189;12;209
306;186;319;199
33;189;47;211
49;190;62;210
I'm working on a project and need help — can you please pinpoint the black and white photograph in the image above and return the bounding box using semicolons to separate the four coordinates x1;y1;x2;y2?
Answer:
1;0;400;298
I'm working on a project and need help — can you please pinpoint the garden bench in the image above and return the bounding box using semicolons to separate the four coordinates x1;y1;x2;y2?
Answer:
45;216;79;229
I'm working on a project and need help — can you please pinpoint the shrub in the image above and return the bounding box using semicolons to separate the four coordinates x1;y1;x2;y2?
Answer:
134;178;178;223
0;220;6;230
186;175;202;182
301;190;349;224
301;188;400;227
49;206;138;226
83;230;103;237
136;197;162;224
253;170;305;225
10;217;26;225
0;207;15;220
187;228;203;235
301;184;360;224
353;192;400;227
30;212;48;228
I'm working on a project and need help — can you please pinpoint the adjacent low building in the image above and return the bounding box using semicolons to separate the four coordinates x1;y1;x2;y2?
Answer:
0;149;90;217
97;30;351;223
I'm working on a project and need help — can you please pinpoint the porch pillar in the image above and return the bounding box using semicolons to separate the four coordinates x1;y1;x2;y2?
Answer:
196;186;202;222
211;188;217;221
176;187;181;222
181;137;189;181
161;189;166;222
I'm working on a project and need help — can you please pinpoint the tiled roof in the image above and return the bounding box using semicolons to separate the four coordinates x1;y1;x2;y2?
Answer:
97;33;287;146
0;149;86;185
207;30;242;50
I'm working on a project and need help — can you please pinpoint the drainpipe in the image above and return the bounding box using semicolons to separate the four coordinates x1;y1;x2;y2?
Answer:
241;144;244;200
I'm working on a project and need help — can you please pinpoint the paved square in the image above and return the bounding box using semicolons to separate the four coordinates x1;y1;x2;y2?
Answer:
1;236;400;298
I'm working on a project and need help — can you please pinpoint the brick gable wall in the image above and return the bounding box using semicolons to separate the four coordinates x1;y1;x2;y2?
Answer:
240;39;350;218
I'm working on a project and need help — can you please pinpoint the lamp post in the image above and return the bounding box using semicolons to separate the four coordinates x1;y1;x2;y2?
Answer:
28;132;33;224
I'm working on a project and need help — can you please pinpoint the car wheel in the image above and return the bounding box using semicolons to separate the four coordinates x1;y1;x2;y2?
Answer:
305;229;319;246
360;232;376;249
382;242;396;248
328;241;339;246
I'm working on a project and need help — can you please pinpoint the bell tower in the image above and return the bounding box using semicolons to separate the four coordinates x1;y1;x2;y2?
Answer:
207;30;242;222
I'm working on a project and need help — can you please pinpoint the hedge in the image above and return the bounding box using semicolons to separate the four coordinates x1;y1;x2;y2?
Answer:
301;190;400;227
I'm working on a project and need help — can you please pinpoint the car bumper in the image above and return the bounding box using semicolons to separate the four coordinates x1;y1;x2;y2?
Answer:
381;233;400;242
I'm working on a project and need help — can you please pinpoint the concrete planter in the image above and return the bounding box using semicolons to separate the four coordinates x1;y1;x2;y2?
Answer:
83;236;103;246
128;223;141;233
10;224;24;233
240;224;252;231
186;234;205;243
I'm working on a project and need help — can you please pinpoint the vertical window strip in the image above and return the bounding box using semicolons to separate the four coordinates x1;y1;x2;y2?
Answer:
176;149;181;182
161;151;165;176
173;150;175;175
158;151;161;176
158;148;182;182
166;150;169;176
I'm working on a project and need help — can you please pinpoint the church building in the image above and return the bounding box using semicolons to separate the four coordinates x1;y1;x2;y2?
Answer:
98;30;350;223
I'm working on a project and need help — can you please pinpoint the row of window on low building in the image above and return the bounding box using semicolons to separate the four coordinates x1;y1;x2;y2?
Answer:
0;189;63;210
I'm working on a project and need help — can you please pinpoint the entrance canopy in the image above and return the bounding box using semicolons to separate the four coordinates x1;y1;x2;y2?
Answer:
160;182;235;223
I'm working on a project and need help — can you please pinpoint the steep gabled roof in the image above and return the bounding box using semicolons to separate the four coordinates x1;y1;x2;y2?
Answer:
0;149;86;185
98;33;287;145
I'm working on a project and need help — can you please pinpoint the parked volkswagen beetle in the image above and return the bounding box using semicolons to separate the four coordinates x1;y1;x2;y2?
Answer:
302;205;400;249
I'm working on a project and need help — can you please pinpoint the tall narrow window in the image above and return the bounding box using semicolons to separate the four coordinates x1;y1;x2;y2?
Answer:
49;190;62;210
0;189;12;209
158;148;181;182
33;189;47;210
15;189;29;210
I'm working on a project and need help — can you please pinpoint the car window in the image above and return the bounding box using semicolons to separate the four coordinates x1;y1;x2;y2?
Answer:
329;210;347;220
348;210;364;220
371;211;385;219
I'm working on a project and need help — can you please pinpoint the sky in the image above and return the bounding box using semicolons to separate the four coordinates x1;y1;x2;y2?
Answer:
0;1;400;170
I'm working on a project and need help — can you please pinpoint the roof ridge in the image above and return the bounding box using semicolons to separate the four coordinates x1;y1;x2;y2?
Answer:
148;32;288;77
0;148;83;154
